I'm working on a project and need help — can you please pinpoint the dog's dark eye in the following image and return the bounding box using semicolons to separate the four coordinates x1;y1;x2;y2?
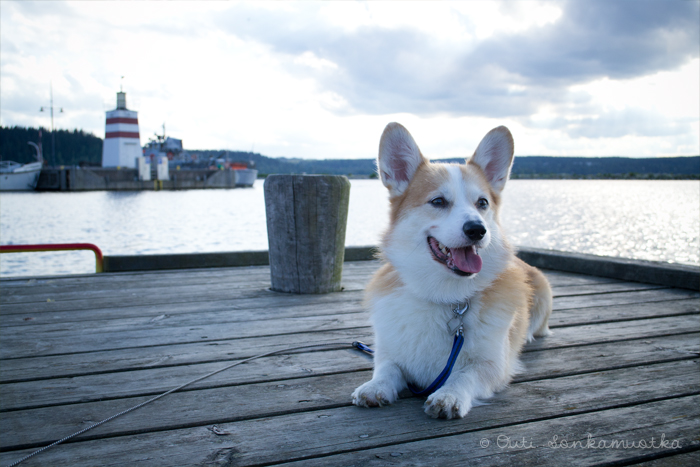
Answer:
430;197;447;207
477;198;489;209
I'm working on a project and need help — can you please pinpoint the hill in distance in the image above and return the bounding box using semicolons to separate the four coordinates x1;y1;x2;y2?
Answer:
1;126;698;179
203;151;699;179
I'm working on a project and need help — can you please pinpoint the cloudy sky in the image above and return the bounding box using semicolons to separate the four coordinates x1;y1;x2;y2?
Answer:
1;0;698;160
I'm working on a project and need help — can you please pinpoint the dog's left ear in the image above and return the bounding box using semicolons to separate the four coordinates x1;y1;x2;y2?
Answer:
469;126;514;193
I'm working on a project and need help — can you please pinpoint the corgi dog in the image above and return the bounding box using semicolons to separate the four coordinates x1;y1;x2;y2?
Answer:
352;123;553;419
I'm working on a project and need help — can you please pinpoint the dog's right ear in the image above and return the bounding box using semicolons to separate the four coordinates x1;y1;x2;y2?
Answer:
469;126;514;193
377;122;426;197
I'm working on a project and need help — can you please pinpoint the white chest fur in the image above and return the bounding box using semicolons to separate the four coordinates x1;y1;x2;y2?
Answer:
369;287;491;390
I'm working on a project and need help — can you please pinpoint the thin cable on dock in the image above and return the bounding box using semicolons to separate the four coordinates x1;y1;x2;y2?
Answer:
6;342;352;467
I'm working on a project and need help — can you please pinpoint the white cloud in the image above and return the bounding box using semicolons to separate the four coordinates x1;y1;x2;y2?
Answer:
572;59;700;119
0;0;698;159
294;52;339;71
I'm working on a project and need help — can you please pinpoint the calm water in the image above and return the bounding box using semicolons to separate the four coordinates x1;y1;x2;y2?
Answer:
1;179;698;277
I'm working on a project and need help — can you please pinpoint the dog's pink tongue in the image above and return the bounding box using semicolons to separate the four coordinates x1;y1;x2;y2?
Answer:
451;247;482;274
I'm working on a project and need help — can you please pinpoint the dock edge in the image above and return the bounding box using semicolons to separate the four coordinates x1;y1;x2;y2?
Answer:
99;246;699;291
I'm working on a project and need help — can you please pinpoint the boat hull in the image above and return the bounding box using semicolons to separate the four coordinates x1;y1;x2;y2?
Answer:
0;162;42;191
235;169;258;187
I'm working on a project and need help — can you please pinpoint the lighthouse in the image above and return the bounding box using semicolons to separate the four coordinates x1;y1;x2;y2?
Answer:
101;90;141;167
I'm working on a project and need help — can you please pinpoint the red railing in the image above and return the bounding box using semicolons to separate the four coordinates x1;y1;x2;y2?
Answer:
0;243;104;273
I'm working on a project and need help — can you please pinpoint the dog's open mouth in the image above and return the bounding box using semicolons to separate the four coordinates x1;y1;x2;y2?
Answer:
428;237;482;276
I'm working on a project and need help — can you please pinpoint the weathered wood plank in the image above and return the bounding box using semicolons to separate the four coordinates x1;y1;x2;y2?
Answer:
551;296;698;326
528;315;700;351
1;304;368;336
0;286;368;316
4;287;693;340
1;361;696;462
3;397;696;467
0;329;376;384
2;296;697;384
0;312;370;360
0;260;380;291
0;261;381;291
551;281;664;296
0;323;375;360
1;293;367;327
0;277;661;313
1;295;697;384
3;331;697;411
6;293;694;348
0;266;268;291
553;288;699;310
1;301;696;370
0;261;632;308
2;297;697;360
1;258;698;467
0;265;614;304
2;278;694;325
272;395;700;467
0;266;380;305
0;274;373;310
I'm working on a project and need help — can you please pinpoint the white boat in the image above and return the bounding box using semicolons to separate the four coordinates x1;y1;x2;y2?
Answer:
234;168;258;187
0;142;44;191
0;161;43;191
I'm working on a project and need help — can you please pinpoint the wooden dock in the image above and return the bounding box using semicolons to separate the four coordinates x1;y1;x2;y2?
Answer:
1;254;698;466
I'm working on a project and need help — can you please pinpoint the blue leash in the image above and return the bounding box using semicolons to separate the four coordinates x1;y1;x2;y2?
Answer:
352;331;465;396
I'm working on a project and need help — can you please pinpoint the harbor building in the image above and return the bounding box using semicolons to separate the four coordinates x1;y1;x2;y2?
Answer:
35;89;257;190
101;90;141;168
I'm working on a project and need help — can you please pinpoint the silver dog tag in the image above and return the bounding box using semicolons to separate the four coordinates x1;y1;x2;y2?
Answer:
447;316;463;335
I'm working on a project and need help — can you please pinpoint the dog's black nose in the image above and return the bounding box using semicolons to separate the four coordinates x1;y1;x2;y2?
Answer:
463;221;486;241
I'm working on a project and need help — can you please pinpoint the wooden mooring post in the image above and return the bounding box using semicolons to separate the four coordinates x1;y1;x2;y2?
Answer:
264;174;351;293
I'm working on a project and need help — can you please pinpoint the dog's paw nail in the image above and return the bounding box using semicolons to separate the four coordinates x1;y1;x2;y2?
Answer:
352;382;397;408
424;392;470;419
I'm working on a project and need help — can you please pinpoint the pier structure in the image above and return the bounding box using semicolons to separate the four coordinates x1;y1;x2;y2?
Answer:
101;90;141;168
0;248;698;466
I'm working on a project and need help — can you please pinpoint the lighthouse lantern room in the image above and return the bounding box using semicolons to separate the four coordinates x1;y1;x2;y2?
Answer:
102;91;141;168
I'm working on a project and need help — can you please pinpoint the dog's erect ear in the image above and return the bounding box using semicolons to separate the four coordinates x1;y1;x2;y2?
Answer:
469;126;514;193
377;122;426;197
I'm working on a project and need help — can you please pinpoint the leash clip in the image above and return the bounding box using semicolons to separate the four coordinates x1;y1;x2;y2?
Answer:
447;300;469;336
453;300;469;316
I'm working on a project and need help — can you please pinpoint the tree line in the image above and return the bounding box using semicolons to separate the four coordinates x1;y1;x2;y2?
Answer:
0;126;102;166
2;125;697;178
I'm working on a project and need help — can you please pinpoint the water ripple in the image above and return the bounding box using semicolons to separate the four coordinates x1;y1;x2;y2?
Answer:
1;179;697;277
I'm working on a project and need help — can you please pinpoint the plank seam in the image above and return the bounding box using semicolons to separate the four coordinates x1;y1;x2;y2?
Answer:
547;310;700;329
5;392;698;464
2;329;698;385
207;393;700;467
3;318;698;362
2;354;698;414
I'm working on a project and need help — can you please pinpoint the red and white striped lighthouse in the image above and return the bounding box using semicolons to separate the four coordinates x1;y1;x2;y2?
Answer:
101;90;141;167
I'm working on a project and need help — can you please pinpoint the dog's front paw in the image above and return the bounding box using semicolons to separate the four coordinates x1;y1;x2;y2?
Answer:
424;390;472;419
352;380;398;408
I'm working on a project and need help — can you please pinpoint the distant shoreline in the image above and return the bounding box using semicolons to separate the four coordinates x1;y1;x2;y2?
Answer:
2;126;698;180
509;173;700;180
256;173;700;180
